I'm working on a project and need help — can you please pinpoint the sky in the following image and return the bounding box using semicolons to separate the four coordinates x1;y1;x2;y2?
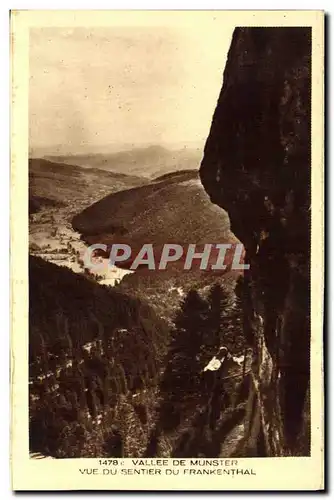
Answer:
29;20;234;155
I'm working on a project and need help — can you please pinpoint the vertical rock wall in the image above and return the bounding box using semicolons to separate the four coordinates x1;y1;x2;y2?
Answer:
200;27;311;456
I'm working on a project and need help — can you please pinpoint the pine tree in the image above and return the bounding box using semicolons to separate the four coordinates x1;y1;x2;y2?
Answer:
207;284;233;352
158;289;210;432
205;282;246;356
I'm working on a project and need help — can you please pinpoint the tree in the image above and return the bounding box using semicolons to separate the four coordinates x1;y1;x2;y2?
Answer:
154;290;210;437
207;284;233;349
206;283;245;355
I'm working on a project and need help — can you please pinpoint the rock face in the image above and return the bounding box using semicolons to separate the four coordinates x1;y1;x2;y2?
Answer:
200;27;311;456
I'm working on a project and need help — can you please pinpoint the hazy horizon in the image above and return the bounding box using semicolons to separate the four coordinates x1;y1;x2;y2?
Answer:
29;22;233;156
29;140;205;158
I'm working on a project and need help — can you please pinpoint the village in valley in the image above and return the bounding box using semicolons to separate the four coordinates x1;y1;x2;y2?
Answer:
29;201;132;287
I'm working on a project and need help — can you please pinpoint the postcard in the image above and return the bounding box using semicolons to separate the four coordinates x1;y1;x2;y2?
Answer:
11;10;324;491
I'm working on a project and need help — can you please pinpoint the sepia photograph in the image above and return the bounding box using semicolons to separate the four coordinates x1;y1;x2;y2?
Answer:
11;10;324;490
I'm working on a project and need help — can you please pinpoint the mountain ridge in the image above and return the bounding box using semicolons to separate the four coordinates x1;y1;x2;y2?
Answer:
43;145;203;179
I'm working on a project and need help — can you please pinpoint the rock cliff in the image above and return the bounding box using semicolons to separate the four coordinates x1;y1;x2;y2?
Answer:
200;27;311;456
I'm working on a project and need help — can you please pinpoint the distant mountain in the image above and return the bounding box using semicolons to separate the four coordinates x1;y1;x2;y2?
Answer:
29;158;145;213
45;145;203;179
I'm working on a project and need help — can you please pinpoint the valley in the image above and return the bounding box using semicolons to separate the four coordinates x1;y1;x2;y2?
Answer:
30;205;133;286
29;157;140;285
29;150;249;459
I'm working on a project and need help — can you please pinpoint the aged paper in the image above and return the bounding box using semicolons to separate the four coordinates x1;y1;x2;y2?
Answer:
11;10;324;491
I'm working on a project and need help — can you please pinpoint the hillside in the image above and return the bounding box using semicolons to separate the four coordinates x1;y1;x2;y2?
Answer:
29;256;250;458
45;145;202;179
71;169;241;318
72;169;236;249
29;255;169;458
29;158;145;213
